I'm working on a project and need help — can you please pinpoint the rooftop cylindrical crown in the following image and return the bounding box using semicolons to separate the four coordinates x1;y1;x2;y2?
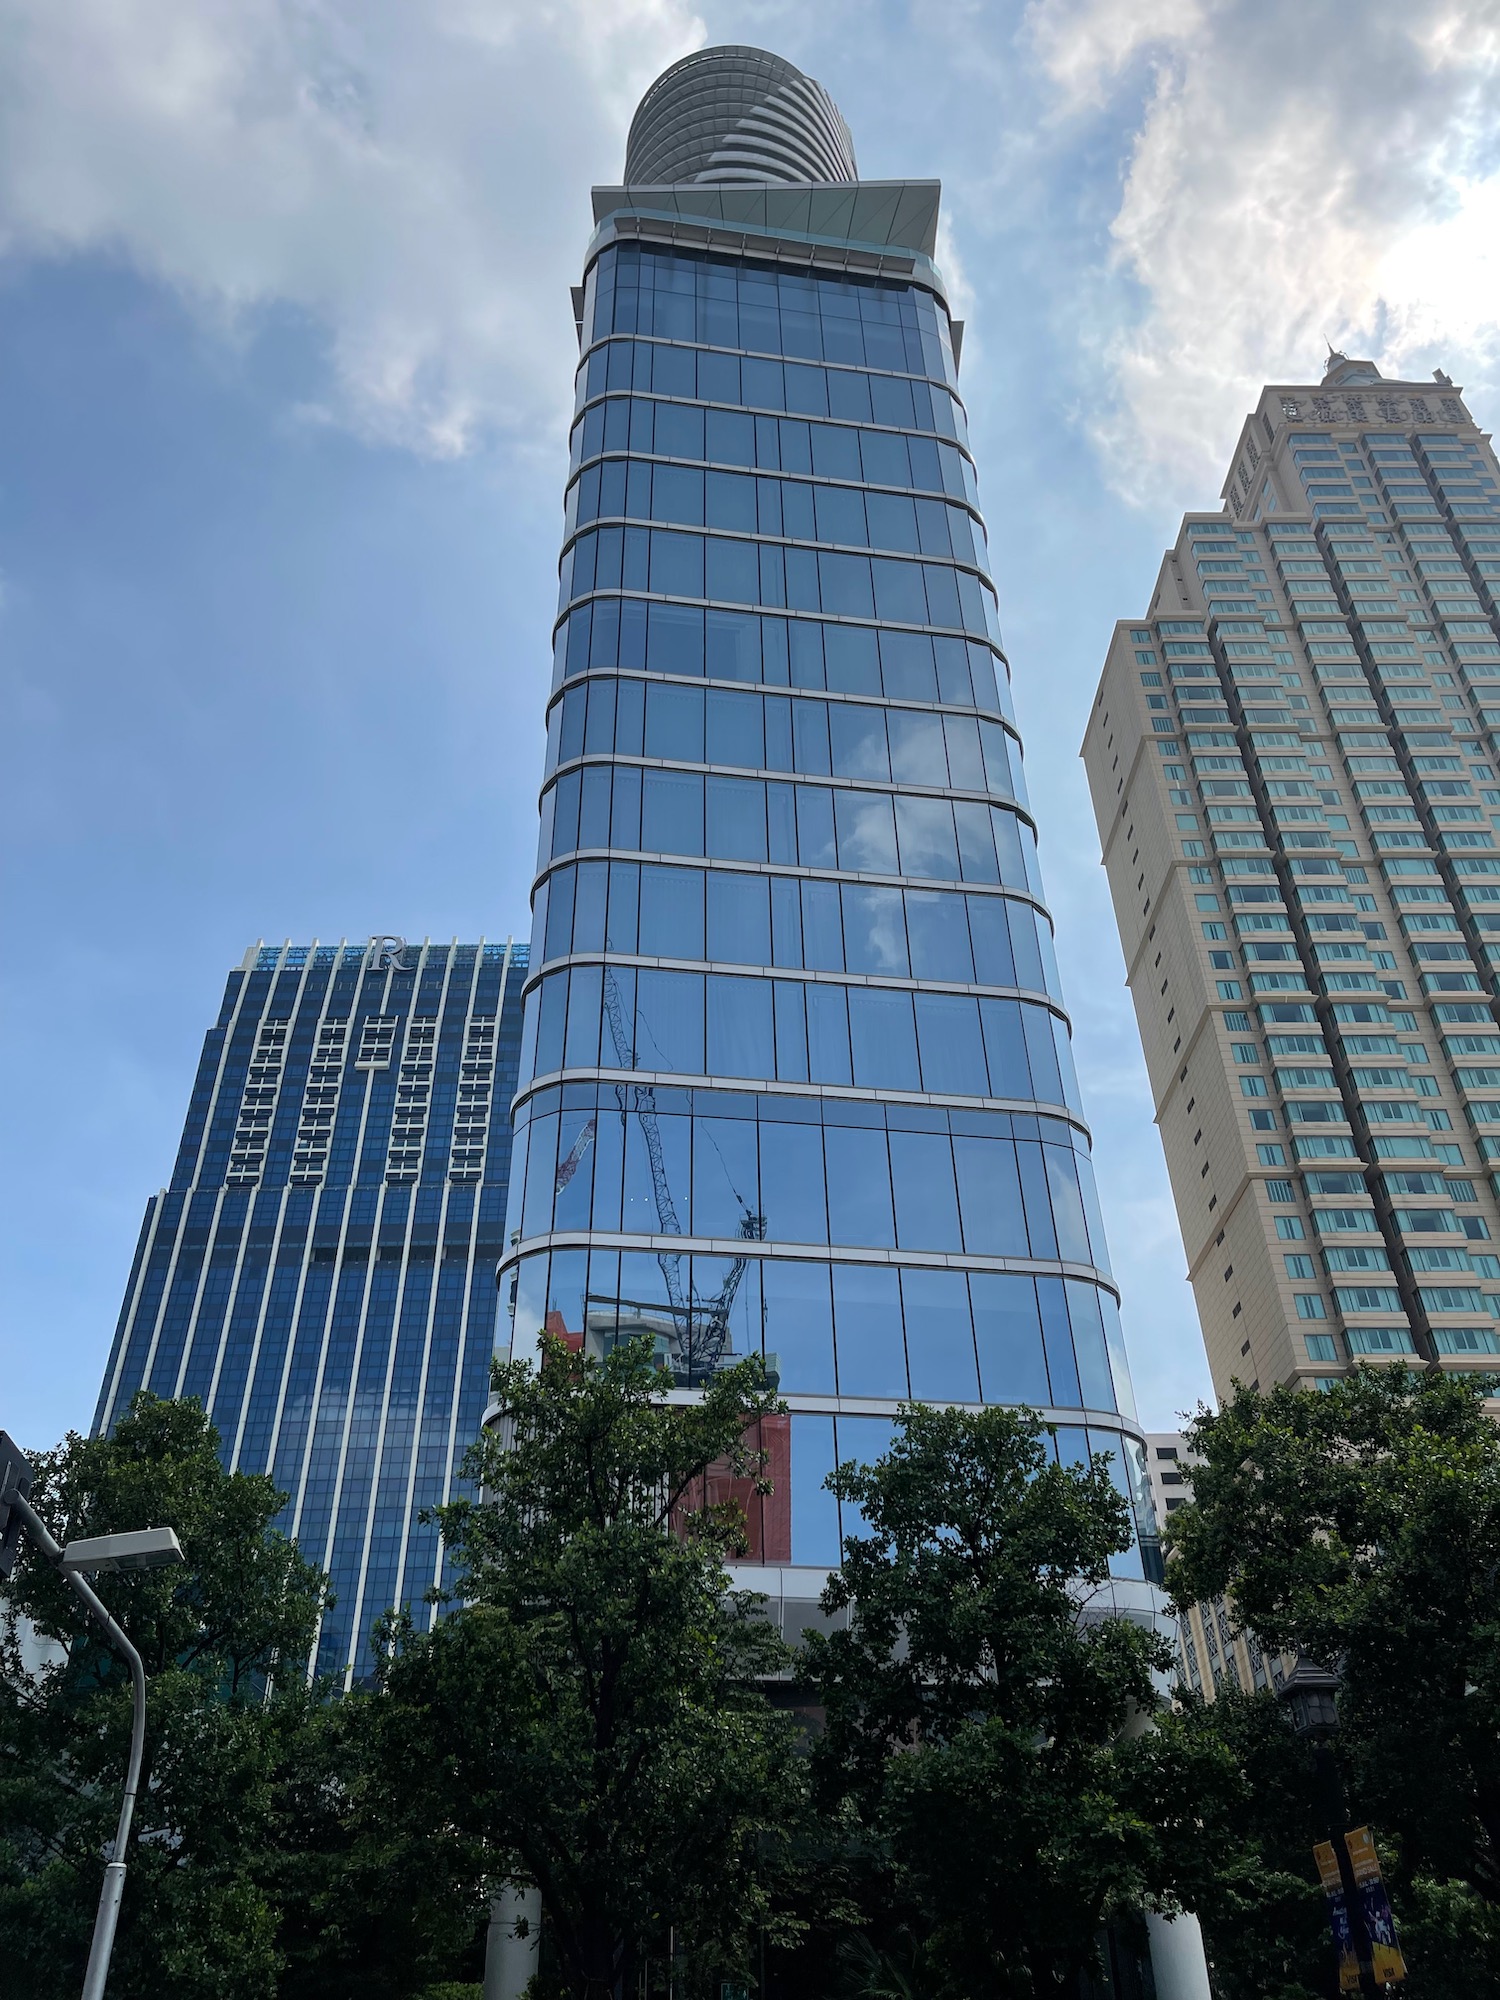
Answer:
624;45;857;187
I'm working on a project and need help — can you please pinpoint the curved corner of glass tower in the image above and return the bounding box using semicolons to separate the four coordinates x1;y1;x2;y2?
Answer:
498;49;1163;1617
623;45;857;187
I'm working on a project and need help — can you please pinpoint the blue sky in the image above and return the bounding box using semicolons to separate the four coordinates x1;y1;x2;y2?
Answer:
5;0;1500;1447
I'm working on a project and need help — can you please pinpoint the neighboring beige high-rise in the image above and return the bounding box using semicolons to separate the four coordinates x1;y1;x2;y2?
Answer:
1083;357;1500;1403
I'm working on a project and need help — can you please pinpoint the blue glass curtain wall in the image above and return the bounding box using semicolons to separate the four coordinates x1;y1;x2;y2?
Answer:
94;939;527;1684
502;233;1150;1575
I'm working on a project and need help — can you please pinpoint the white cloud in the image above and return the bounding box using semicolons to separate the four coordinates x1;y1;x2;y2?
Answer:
0;0;704;453
1025;0;1500;498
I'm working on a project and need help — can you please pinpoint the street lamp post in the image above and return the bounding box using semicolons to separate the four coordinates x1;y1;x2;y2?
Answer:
1279;1657;1380;1999
0;1431;184;2000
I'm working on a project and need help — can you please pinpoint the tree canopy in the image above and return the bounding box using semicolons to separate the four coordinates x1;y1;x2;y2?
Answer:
802;1400;1234;2000
369;1332;805;2000
1165;1365;1500;1997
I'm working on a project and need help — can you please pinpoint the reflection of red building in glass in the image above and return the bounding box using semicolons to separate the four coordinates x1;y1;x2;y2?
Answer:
544;1309;583;1354
675;1414;791;1564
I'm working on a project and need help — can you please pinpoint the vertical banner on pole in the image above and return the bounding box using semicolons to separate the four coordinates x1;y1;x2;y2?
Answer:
1313;1841;1362;1993
1344;1827;1407;1985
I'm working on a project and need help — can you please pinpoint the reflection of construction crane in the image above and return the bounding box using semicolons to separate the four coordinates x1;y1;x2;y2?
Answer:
598;964;765;1384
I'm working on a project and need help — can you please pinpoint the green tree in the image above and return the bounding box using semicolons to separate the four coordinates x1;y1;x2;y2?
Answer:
0;1392;328;1997
370;1333;806;2000
0;1392;483;1999
802;1400;1235;2000
1166;1364;1500;1994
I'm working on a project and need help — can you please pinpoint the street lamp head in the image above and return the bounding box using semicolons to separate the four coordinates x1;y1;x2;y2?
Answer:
1279;1655;1341;1738
61;1527;184;1575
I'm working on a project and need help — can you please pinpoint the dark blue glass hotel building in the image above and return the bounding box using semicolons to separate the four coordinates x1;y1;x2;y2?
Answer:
502;47;1161;1615
95;936;526;1682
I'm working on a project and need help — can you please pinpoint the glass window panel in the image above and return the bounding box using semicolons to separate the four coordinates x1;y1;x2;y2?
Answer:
546;1247;589;1350
511;1254;550;1362
813;484;867;546
823;624;881;694
793;785;836;867
563;964;602;1069
832;1266;908;1399
954;803;1000;884
1037;1276;1082;1406
597;964;633;1068
834;791;898;873
1022;1005;1065;1102
770;877;802;967
967;897;1016;985
638;863;702;960
691;1115;760;1240
969;1273;1050;1406
646;602;704;675
849;987;919;1091
705;610;760;684
552;1109;597;1233
842;885;910;976
705;536;760;606
782;483;816;539
895;796;960;880
1015;1142;1058;1258
706;776;767;861
818;552;874;618
880;630;936;701
653;464;704;526
792;698;832;774
645;683;704;762
758;1120;828;1244
787;1412;841;1563
890;1130;962;1250
768;1264;840;1392
810;423;862;480
622;1109;689;1235
705;470;757;533
764;695;793;770
953;1135;1029;1255
521;1112;560;1237
654;402;704;459
915;993;988;1095
865;491;919;553
788;620;824;689
902;1268;980;1402
706;974;774;1079
636;768;704;856
767;781;797;863
773;980;809;1081
887;709;948;786
649;529;704;597
1063;1280;1117;1411
871;557;929;624
1008;905;1046;990
801;880;845;972
706;688;764;768
824;1123;896;1248
608;860;640;953
826;367;872;421
944;715;986;790
859;430;910;487
806;982;852;1084
1098;1292;1138;1423
828;703;891;781
579;766;612;849
1044;1147;1093;1264
635;969;703;1074
979;998;1031;1097
906;889;975;982
544;865;575;960
706;871;770;966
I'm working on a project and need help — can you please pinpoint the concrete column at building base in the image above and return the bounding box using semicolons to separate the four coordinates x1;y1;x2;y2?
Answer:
1146;1910;1212;2000
484;1882;541;2000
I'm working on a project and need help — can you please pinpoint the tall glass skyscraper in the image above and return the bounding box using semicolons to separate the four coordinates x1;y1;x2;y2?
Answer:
95;936;526;1682
501;46;1158;1618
